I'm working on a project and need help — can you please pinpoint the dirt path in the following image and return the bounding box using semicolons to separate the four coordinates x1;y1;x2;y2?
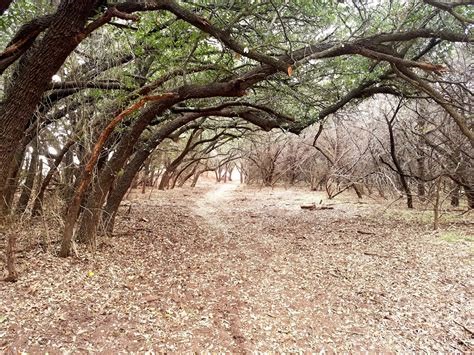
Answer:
193;181;238;231
0;183;472;352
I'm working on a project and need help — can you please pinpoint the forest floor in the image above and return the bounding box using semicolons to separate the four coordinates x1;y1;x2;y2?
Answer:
0;181;473;352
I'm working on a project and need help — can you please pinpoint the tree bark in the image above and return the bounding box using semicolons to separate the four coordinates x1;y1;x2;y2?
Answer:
0;0;99;217
4;234;18;282
159;130;200;190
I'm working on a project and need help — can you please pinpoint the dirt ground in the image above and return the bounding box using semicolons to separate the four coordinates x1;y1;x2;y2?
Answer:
1;182;473;352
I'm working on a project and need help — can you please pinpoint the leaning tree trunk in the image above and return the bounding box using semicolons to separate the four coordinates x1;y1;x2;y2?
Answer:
66;94;178;253
102;145;166;235
102;164;144;237
190;169;205;188
177;163;199;188
0;0;100;217
60;95;167;256
352;183;363;199
159;132;198;190
75;92;188;245
101;112;220;235
158;167;174;190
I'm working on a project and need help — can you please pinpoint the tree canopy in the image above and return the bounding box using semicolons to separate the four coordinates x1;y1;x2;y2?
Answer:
0;0;472;259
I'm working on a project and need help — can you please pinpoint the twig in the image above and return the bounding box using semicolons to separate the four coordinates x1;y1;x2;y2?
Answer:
454;320;474;336
357;230;376;235
363;251;390;258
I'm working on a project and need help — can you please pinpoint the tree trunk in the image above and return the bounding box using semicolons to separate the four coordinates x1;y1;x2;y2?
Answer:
433;178;441;230
450;182;460;207
158;169;173;190
1;146;26;215
223;164;228;183
4;234;18;282
352;183;363;199
177;164;198;188
141;159;150;194
16;140;39;214
101;112;228;235
62;146;76;201
416;114;426;197
385;103;413;209
36;159;43;193
32;140;74;216
101;149;154;236
465;186;474;209
0;0;100;217
99;112;202;235
149;168;155;189
416;157;426;197
190;169;204;188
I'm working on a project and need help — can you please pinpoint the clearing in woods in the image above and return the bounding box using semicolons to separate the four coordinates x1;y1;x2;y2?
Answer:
0;182;473;352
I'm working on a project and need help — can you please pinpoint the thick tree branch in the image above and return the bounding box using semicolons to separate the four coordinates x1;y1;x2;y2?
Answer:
47;80;128;92
0;15;54;74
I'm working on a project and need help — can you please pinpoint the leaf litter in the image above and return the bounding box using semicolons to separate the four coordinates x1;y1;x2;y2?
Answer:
0;182;472;352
